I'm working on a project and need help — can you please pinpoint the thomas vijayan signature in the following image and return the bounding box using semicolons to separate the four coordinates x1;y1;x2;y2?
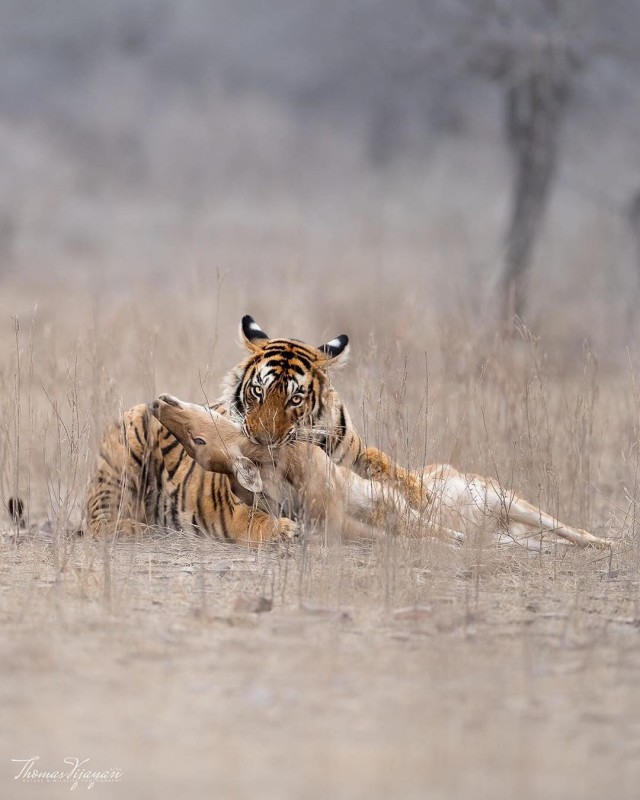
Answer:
12;756;124;790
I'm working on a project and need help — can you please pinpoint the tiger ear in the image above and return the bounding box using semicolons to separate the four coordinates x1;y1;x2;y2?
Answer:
316;334;349;367
240;315;269;353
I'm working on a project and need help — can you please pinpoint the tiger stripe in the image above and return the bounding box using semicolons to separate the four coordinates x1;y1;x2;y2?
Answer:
85;404;297;543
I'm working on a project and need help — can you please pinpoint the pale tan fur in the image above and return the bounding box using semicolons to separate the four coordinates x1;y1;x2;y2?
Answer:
421;463;611;549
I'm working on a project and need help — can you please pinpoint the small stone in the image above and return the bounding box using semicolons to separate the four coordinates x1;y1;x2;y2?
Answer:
299;603;353;623
232;593;273;614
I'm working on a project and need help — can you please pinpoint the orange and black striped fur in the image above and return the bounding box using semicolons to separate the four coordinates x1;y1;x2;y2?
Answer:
220;315;428;509
85;402;297;543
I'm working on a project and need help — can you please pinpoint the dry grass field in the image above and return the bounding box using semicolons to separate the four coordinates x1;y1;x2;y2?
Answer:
2;264;640;800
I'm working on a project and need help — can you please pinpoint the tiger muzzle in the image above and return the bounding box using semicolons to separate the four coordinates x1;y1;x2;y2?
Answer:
244;400;293;447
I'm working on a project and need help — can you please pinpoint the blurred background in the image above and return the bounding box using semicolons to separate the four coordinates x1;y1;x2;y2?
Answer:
1;0;640;356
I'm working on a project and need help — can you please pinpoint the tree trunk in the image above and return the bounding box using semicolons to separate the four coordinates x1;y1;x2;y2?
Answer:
629;191;640;276
500;48;573;324
626;190;640;334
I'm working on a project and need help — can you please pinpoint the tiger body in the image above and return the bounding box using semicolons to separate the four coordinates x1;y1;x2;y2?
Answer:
85;403;296;543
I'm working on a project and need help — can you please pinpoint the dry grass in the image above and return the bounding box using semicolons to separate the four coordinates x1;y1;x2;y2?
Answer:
1;271;640;799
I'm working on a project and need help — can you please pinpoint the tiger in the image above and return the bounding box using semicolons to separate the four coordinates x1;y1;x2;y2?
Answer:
84;402;298;544
219;315;429;510
84;315;426;542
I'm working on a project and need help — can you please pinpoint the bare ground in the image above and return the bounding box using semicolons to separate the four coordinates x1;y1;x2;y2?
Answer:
1;524;639;800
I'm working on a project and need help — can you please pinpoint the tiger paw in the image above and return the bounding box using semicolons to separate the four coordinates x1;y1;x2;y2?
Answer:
401;472;432;511
278;518;300;540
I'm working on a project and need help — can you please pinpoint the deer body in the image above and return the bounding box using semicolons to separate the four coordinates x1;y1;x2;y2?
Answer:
150;394;415;539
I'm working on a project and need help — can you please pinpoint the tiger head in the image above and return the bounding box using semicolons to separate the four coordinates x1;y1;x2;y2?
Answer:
222;315;349;446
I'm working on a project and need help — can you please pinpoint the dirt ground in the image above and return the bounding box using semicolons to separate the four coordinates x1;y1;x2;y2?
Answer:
1;521;639;800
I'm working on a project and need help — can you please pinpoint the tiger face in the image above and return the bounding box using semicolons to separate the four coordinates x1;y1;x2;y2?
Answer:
224;315;349;447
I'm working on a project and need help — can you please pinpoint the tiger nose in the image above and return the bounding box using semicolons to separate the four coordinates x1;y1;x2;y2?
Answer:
250;431;275;445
